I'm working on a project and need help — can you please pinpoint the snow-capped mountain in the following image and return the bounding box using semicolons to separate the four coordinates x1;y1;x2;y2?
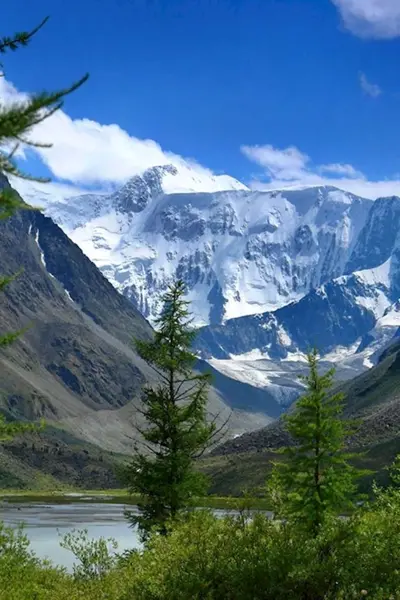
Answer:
14;164;400;411
190;258;400;406
34;166;372;327
193;203;400;404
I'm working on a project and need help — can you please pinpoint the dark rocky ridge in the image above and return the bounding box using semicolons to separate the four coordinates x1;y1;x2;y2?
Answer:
0;206;154;417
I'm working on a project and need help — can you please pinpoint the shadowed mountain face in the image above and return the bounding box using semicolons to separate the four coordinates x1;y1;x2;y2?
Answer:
0;200;153;425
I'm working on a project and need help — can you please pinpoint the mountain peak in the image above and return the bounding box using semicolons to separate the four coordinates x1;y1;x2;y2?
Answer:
110;163;248;214
111;165;177;214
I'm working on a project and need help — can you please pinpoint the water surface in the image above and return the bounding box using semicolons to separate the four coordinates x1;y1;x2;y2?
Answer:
0;502;140;570
0;501;266;569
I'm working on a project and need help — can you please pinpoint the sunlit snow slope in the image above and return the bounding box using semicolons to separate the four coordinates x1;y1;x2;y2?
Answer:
27;166;372;328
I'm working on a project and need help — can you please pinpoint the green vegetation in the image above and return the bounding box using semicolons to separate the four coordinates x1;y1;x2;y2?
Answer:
1;478;400;599
1;304;400;599
1;355;400;599
120;280;218;540
268;350;365;532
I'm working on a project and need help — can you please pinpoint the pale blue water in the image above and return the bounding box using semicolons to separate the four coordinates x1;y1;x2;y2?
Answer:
0;502;141;570
0;502;265;570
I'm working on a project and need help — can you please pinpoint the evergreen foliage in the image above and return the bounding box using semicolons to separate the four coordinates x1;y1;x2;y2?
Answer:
121;280;218;541
0;18;87;439
268;349;364;532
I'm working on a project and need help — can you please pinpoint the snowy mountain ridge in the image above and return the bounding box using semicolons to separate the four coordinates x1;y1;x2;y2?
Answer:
33;165;374;327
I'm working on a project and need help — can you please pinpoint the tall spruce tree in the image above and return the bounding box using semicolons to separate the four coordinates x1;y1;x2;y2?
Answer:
121;280;217;541
0;18;87;438
268;349;362;534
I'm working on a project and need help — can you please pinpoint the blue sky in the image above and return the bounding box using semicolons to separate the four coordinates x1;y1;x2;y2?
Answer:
2;0;400;198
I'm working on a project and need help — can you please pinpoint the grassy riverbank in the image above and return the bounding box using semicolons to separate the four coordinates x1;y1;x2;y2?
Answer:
0;489;271;510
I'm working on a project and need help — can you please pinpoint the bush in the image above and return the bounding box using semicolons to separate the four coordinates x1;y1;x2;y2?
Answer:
333;486;400;598
0;521;127;600
120;510;335;600
123;505;400;600
0;522;69;600
60;529;119;580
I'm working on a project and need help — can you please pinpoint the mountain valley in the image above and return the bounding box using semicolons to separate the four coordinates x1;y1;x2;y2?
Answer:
5;164;400;489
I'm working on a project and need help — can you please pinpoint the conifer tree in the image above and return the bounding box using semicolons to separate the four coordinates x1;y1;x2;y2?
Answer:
268;349;362;534
121;280;218;541
0;18;87;438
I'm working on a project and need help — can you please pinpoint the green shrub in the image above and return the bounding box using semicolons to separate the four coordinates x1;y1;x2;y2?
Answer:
0;522;69;600
0;521;127;600
60;529;118;580
333;486;400;598
123;505;400;600
120;510;333;599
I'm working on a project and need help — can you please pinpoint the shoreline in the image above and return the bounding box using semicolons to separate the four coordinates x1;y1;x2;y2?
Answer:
0;489;271;510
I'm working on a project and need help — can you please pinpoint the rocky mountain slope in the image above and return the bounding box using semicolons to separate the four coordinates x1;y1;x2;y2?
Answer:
212;338;400;458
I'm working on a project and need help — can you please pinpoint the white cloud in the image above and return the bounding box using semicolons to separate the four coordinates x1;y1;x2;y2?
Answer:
242;143;400;200
319;163;363;177
3;76;400;204
0;76;239;191
331;0;400;39
241;145;310;181
359;72;382;98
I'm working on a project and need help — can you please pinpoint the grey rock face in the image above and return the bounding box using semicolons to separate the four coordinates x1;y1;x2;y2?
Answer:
112;165;178;214
346;196;400;273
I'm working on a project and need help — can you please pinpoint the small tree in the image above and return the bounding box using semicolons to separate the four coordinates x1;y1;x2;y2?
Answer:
268;349;362;534
121;280;218;541
0;18;87;438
